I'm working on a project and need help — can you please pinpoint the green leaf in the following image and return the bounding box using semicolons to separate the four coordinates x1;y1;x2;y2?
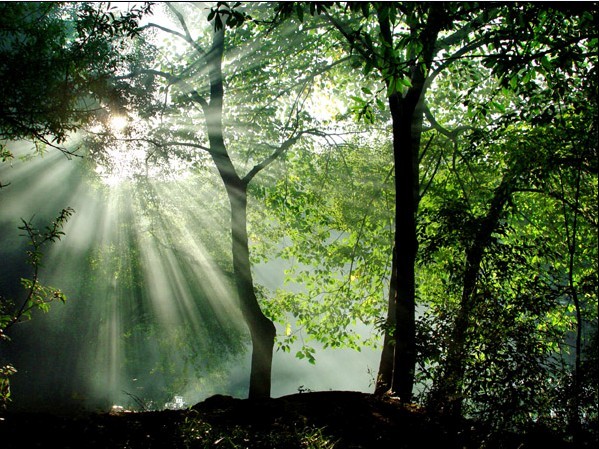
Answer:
214;14;223;30
387;77;397;96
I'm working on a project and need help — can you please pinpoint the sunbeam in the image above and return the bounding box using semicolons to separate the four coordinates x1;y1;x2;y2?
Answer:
0;140;250;411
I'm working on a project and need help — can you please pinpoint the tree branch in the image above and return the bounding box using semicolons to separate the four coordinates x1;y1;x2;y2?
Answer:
118;137;213;155
139;22;188;43
322;12;378;68
242;136;301;185
165;2;206;56
34;133;82;159
115;68;209;110
115;68;178;83
436;9;501;50
427;35;491;88
420;146;443;201
423;103;476;139
242;129;324;185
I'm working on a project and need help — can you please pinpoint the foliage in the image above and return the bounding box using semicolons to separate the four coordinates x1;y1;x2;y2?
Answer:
259;0;597;437
416;92;598;434
0;364;17;409
0;2;151;144
0;1;154;410
93;3;597;438
254;135;394;356
82;1;370;399
0;207;73;335
0;4;597;445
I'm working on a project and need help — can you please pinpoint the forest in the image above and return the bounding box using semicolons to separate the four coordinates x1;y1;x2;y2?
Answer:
0;2;597;448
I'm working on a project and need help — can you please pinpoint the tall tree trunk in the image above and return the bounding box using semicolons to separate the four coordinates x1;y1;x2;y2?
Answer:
375;247;397;395
205;24;276;399
374;4;443;402
389;89;421;401
561;163;583;444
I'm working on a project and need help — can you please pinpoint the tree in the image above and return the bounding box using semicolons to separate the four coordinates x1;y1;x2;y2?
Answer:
203;21;278;399
89;2;333;399
274;1;492;401
0;209;72;407
274;2;598;408
426;5;598;422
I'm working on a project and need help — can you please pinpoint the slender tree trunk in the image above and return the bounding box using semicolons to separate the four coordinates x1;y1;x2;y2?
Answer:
434;173;515;415
205;24;276;399
229;184;276;399
561;163;583;444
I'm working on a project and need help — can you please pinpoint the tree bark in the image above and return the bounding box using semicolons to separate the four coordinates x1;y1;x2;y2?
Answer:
389;90;420;401
229;183;276;399
205;24;276;400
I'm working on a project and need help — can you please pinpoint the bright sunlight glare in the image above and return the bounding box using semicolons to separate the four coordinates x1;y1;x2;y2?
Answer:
108;115;128;132
93;112;194;187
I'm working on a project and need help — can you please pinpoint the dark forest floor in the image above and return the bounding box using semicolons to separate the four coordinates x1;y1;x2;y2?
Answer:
0;391;585;448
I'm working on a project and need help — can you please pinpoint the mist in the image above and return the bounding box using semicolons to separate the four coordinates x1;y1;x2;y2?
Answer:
0;143;381;413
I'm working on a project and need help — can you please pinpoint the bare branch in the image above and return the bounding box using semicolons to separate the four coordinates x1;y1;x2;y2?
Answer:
115;68;178;83
420;144;444;201
427;35;491;88
418;132;436;164
139;22;188;42
34;134;83;160
115;68;209;109
118;137;213;154
189;89;209;111
242;135;301;185
436;9;501;50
